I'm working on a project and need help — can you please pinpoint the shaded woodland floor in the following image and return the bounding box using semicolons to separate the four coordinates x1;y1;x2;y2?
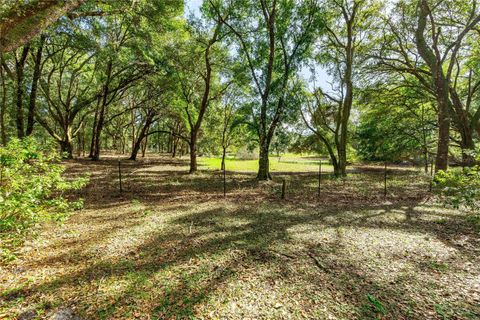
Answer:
1;155;479;319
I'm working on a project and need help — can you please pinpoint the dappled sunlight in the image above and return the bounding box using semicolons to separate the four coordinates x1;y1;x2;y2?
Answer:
1;158;479;319
2;0;480;318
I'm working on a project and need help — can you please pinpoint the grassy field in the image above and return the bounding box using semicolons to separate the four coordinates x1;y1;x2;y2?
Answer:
199;154;334;172
1;155;479;319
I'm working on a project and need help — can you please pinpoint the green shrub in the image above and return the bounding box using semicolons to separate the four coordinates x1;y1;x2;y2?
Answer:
434;166;480;211
0;138;88;261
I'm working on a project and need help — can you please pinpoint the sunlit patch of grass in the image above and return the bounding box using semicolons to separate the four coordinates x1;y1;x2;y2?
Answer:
199;156;334;173
362;294;387;318
428;261;449;272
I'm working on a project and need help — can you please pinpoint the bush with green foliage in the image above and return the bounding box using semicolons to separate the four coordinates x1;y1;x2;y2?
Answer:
434;166;480;212
0;138;88;260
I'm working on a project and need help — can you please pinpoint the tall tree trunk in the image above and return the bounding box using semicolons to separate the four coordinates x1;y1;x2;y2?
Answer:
337;16;355;177
89;97;100;158
315;131;340;177
121;134;125;154
76;132;82;157
14;45;29;138
450;90;476;166
82;126;86;157
172;136;178;158
421;104;429;173
0;61;6;145
337;127;348;177
92;114;103;160
254;2;281;181
131;108;136;152
424;148;429;173
26;35;45;136
257;136;271;180
415;0;450;171
129;114;153;161
435;97;450;171
92;60;113;161
185;24;220;174
327;145;340;177
221;146;227;171
129;138;142;161
167;132;172;154
141;135;147;158
189;132;197;173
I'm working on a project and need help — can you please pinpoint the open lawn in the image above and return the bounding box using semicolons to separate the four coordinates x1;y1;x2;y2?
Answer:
199;154;334;173
1;155;479;319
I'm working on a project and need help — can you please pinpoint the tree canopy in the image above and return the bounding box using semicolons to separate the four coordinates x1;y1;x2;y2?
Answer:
0;0;479;178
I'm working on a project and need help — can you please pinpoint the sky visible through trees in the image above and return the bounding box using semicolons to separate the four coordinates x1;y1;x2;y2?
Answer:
185;0;332;91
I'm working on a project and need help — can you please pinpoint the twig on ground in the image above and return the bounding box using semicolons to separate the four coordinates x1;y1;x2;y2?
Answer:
269;249;296;260
308;252;329;272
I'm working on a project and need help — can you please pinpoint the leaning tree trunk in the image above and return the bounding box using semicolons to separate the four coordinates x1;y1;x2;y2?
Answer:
450;89;476;167
327;146;340;177
89;98;100;158
14;45;29;138
128;116;152;161
0;0;85;53
131;109;136;152
26;35;45;136
91;60;112;161
435;95;450;171
186;26;218;174
129;138;142;161
0;62;6;145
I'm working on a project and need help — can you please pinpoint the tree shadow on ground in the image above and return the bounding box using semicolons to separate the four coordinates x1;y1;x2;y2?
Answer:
4;157;478;319
67;156;431;213
4;195;479;319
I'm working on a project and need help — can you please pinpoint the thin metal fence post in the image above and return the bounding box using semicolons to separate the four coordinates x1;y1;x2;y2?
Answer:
384;161;387;199
118;159;123;193
318;159;322;197
223;165;226;197
429;158;434;192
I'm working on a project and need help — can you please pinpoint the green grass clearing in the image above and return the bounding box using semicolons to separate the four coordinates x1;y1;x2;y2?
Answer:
199;155;335;172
